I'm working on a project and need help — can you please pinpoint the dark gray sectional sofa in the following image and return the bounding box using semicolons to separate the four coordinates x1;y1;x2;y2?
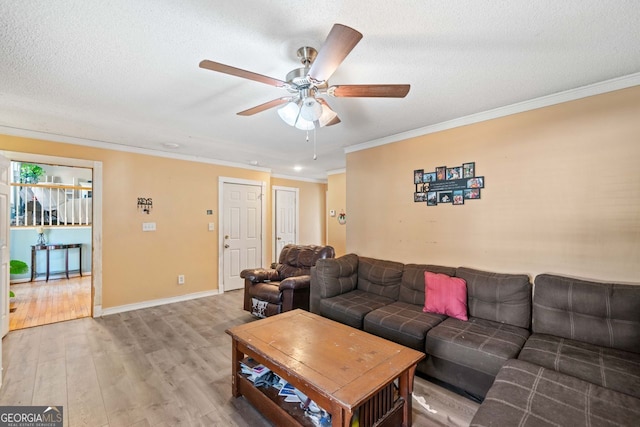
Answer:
310;254;640;425
471;274;640;425
310;254;532;398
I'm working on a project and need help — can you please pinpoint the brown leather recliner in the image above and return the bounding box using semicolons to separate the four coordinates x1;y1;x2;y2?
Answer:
241;244;335;317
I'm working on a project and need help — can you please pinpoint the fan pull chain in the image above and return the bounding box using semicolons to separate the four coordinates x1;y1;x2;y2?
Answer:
313;127;317;160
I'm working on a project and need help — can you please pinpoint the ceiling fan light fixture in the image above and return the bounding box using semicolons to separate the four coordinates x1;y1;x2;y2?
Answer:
300;96;322;121
277;101;301;126
318;103;337;126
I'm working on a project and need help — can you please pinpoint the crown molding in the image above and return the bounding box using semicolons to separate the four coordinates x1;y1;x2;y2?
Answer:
271;173;327;184
345;72;640;154
0;126;272;173
327;168;346;175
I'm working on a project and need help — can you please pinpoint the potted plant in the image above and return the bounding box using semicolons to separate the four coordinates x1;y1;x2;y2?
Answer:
19;163;46;183
9;260;28;301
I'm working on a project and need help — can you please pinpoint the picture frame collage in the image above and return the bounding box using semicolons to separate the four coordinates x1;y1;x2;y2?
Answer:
413;162;484;206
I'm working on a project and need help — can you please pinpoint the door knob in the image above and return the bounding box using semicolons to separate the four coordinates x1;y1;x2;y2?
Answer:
277;237;281;240
224;244;230;249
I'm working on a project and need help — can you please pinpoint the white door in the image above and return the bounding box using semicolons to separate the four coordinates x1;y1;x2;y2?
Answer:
273;187;298;262
0;154;10;386
222;182;262;291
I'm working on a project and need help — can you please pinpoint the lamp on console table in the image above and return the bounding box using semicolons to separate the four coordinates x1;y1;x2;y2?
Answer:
36;226;46;245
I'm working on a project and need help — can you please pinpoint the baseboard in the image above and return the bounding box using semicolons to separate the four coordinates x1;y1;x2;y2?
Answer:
100;289;220;316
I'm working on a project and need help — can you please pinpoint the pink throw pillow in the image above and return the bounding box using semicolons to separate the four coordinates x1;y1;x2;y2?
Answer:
423;271;468;321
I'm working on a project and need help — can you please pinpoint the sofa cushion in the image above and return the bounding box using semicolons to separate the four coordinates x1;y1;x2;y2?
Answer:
313;253;359;299
363;301;446;351
398;264;457;305
533;274;640;353
424;271;468;321
357;257;404;300
456;267;531;328
319;290;395;329
471;359;640;427
426;317;530;377
519;333;640;399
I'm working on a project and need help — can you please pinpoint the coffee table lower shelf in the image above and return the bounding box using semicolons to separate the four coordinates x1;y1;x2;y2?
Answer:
237;375;317;427
237;374;405;427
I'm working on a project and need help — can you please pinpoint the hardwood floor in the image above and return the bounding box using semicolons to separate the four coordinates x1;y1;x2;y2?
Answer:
0;289;478;426
9;276;92;331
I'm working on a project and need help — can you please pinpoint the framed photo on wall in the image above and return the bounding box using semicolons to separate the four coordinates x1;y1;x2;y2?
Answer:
427;192;437;206
467;177;484;188
423;172;436;183
464;188;481;199
414;169;424;184
436;166;446;181
463;162;475;178
438;191;452;203
453;190;464;205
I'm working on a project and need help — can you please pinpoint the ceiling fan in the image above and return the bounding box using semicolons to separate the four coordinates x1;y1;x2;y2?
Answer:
199;24;410;130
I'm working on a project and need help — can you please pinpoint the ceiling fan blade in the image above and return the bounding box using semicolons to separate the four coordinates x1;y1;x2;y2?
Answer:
199;60;287;88
329;84;411;98
237;97;293;116
308;24;363;82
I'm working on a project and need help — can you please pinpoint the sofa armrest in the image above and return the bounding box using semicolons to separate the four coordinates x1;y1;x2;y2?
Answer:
279;275;311;291
240;268;280;283
309;254;359;314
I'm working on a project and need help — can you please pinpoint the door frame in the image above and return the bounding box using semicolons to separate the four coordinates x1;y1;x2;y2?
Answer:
2;151;103;317
272;186;299;263
218;177;267;293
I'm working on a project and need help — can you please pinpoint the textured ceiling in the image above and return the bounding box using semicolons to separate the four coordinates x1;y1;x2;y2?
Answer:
1;1;639;179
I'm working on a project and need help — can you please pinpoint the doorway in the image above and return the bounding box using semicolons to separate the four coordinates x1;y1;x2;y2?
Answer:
3;151;103;327
272;186;299;262
218;178;266;292
8;160;93;330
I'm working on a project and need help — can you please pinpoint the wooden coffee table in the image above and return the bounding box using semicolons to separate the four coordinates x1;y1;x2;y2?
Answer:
226;309;424;427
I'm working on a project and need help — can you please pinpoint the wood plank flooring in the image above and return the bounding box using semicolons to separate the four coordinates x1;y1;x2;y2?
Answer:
0;289;479;426
9;276;92;331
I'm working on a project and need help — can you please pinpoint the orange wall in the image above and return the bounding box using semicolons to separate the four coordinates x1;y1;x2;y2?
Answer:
346;86;640;283
326;172;347;256
0;134;272;308
271;177;327;247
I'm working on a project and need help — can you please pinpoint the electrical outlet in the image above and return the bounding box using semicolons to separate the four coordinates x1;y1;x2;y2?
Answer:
178;275;185;285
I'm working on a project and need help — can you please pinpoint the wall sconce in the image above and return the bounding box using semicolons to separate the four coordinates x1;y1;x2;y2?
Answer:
137;197;153;214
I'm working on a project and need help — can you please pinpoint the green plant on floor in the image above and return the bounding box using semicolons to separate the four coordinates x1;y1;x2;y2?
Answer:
19;163;46;183
9;260;29;299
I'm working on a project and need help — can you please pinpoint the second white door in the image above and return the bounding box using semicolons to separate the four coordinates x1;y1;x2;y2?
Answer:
273;187;298;262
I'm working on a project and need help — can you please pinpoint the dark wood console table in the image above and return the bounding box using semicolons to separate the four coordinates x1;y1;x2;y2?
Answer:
31;243;82;282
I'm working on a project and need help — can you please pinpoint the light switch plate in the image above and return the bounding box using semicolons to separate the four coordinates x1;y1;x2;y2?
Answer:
142;222;156;231
208;222;215;231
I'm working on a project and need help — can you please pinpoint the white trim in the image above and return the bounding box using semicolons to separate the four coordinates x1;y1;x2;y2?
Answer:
0;126;272;174
345;72;640;154
101;290;219;316
1;151;103;320
218;177;267;293
271;173;327;184
272;186;300;262
327;168;346;175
